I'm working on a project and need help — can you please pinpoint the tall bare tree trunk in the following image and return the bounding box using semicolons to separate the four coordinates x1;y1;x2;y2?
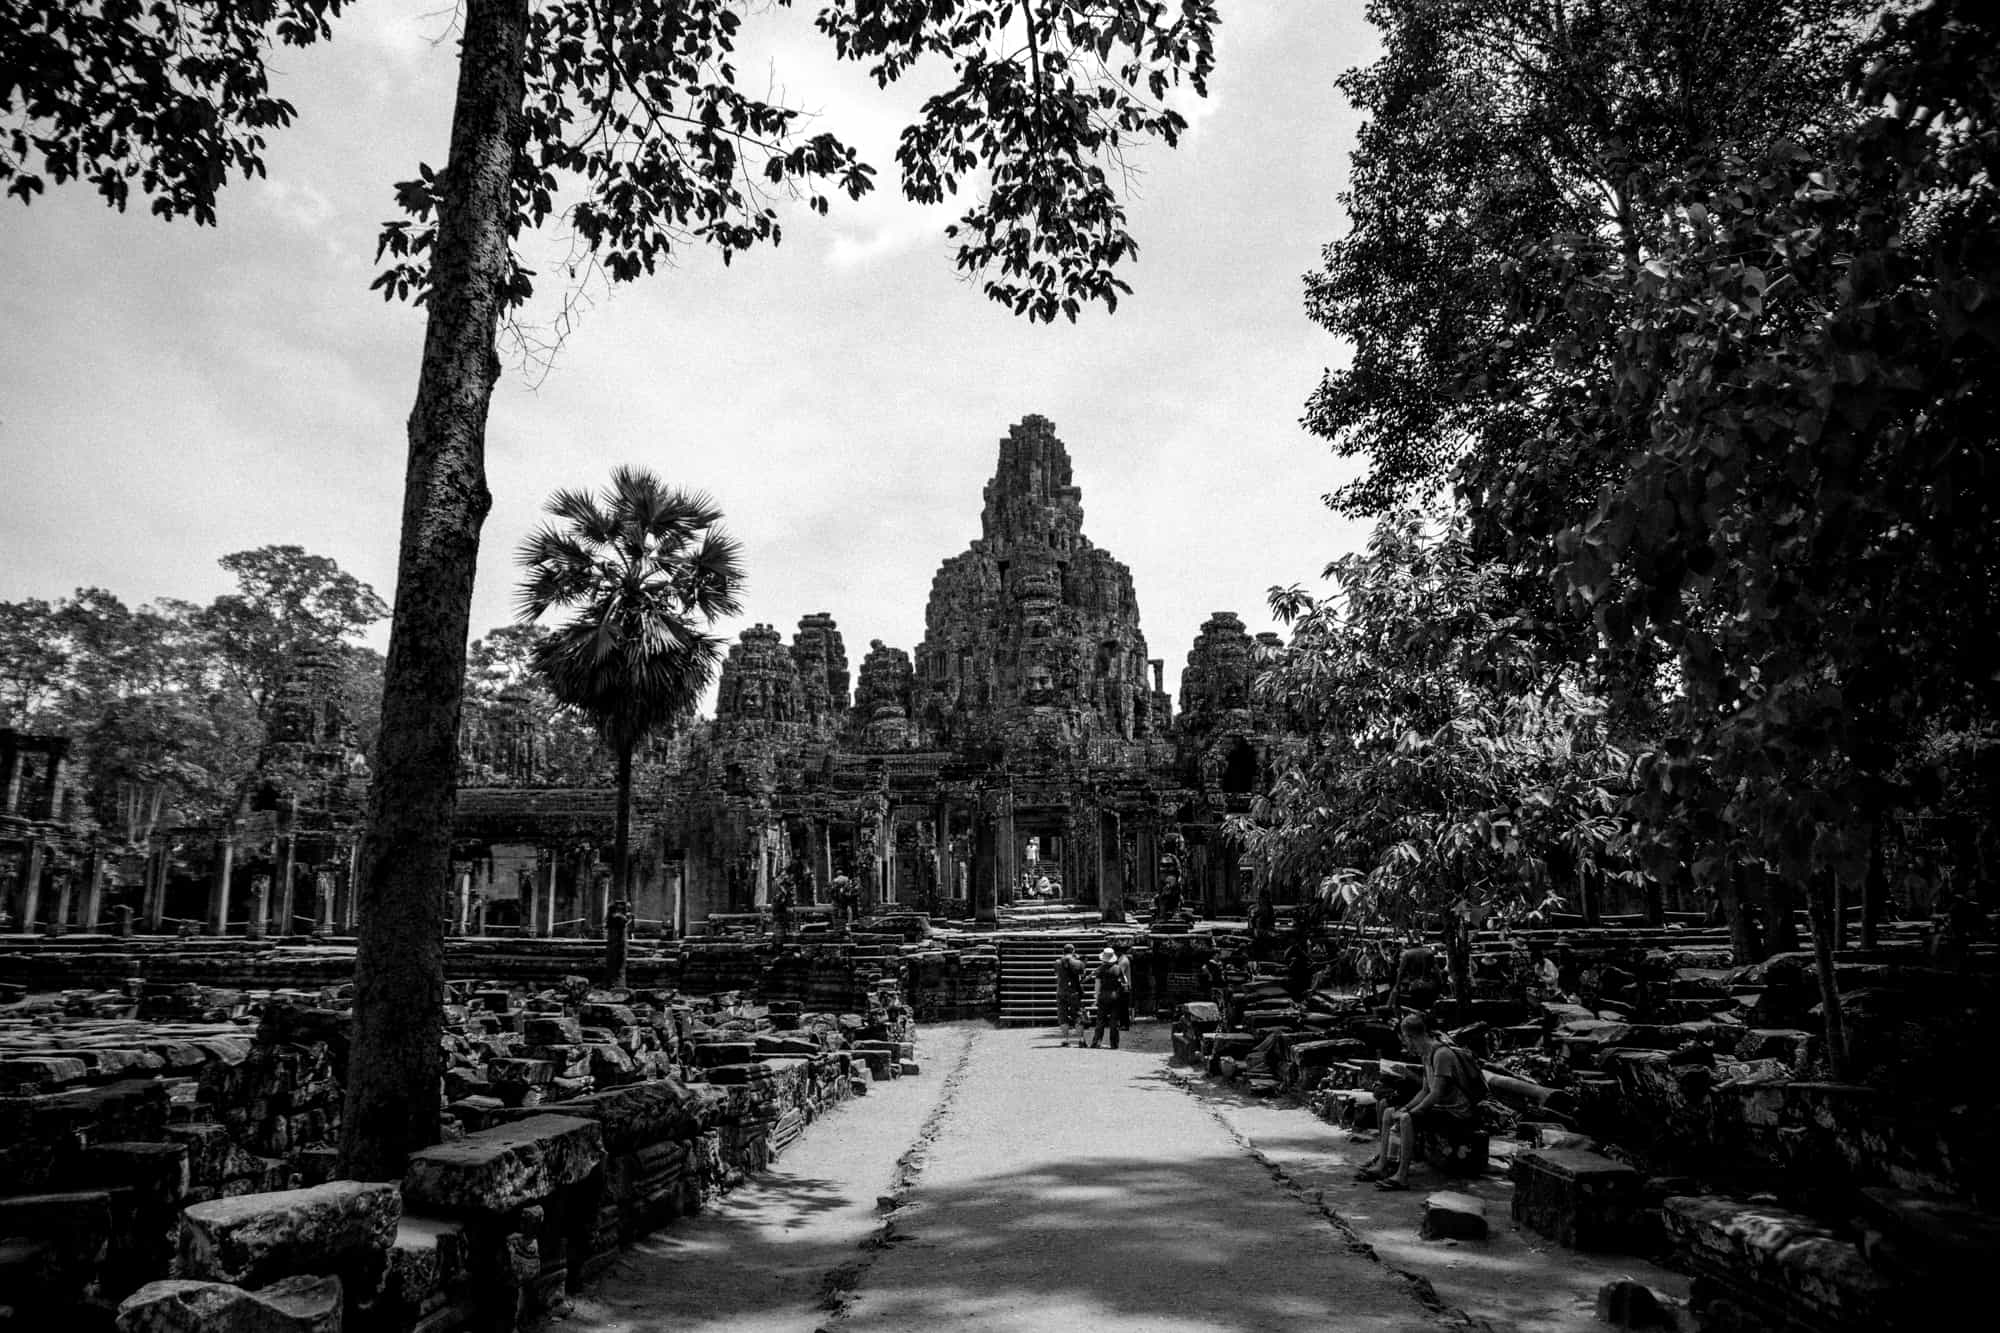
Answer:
1806;873;1850;1081
1719;857;1765;966
340;0;529;1182
1862;820;1885;950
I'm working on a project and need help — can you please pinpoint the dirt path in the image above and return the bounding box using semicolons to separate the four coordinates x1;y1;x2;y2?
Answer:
548;1023;1495;1332
837;1024;1447;1333
1168;1069;1692;1332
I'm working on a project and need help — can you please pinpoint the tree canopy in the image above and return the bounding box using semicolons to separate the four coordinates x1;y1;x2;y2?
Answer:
1294;0;2000;1077
0;546;385;844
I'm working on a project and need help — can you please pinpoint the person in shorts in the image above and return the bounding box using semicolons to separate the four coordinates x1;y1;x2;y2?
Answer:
1355;1012;1486;1190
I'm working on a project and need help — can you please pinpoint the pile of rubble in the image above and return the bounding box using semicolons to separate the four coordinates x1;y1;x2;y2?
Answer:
0;972;920;1331
1173;918;1999;1333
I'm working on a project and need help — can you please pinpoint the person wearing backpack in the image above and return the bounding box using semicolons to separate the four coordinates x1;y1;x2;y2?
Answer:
1354;1012;1488;1190
1054;943;1088;1046
1091;946;1130;1049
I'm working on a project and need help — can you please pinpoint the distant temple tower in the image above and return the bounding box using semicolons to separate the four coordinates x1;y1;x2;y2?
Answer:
914;415;1167;755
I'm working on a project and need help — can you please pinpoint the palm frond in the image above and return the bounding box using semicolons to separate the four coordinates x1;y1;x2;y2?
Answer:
517;466;743;754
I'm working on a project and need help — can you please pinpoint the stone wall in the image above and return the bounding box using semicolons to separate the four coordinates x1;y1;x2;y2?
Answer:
0;969;919;1332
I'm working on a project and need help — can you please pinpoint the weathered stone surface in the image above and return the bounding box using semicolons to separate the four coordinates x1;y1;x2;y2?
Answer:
116;1275;342;1333
490;1079;718;1154
375;1215;466;1312
178;1181;400;1292
911;415;1165;752
1664;1194;1898;1331
1420;1191;1488;1241
520;1016;581;1046
402;1114;603;1217
1596;1277;1677;1329
1510;1148;1641;1250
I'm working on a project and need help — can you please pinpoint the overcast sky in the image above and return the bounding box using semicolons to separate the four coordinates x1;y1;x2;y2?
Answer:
0;3;1378;705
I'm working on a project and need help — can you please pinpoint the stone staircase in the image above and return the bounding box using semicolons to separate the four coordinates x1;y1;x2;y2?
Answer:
997;933;1107;1026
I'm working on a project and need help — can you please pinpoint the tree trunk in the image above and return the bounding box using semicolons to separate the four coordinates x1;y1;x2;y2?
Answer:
1762;863;1803;954
612;743;633;902
1718;858;1765;966
1806;872;1850;1081
1447;913;1473;1007
340;0;529;1183
1643;867;1665;928
1862;820;1885;951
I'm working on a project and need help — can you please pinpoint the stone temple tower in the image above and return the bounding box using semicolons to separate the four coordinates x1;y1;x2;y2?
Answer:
913;415;1162;755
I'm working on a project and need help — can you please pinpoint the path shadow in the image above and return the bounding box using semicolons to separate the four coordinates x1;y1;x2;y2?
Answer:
852;1143;1437;1331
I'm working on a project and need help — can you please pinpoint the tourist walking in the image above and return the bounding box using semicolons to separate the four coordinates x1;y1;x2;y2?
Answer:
1091;946;1129;1049
1054;943;1088;1045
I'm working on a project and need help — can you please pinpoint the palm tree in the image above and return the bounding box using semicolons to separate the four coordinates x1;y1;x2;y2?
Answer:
516;467;743;957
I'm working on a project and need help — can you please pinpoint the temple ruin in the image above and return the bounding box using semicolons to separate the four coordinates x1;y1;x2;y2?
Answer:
450;414;1292;937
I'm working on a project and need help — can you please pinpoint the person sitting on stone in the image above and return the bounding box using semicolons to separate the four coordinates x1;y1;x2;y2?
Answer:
1354;1012;1488;1191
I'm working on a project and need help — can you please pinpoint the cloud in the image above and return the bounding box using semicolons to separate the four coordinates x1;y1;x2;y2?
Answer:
825;194;956;270
255;178;336;231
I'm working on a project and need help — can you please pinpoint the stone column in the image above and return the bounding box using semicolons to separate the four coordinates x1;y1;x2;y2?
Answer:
972;807;999;925
80;852;105;931
933;801;952;909
275;832;297;935
454;869;471;936
816;820;834;906
883;814;899;906
1098;810;1125;923
246;874;269;941
49;867;73;936
20;840;45;930
538;848;558;938
996;799;1016;914
342;840;361;932
207;833;236;935
1135;819;1159;906
316;871;336;933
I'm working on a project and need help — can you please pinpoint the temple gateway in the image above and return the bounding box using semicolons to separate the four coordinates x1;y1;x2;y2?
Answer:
452;415;1294;935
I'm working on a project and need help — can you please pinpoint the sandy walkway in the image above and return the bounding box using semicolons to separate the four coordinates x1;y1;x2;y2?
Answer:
833;1024;1444;1332
549;1023;1451;1332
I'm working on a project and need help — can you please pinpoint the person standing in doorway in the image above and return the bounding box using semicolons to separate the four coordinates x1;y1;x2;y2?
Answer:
1054;942;1087;1045
1091;946;1129;1049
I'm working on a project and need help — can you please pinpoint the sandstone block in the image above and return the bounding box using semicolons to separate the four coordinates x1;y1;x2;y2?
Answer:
520;1015;581;1046
1510;1148;1641;1250
116;1275;342;1333
178;1180;400;1292
1596;1277;1676;1328
1420;1191;1489;1241
403;1115;602;1218
491;1079;715;1154
377;1214;466;1311
1664;1194;1897;1330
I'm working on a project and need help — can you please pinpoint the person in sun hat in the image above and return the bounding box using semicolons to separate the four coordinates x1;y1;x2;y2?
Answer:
1091;945;1129;1049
